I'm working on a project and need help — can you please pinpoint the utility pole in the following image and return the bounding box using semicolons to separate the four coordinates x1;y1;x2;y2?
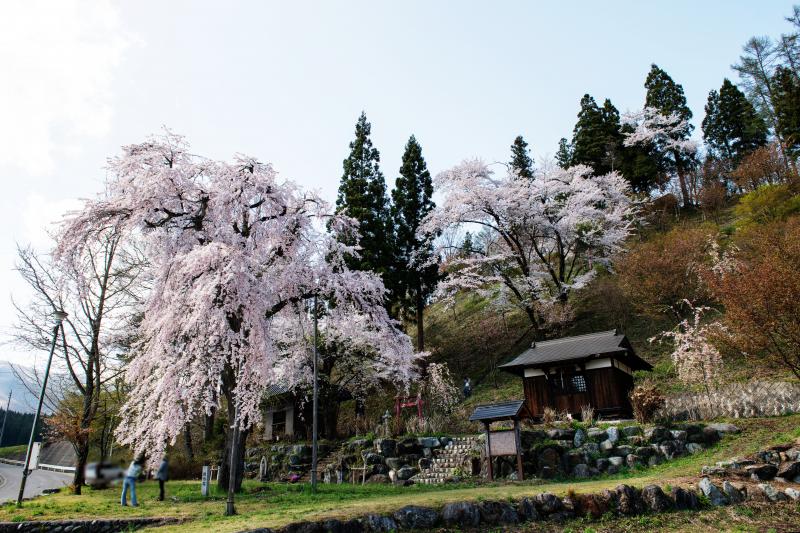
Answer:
17;310;67;507
311;293;319;493
0;390;12;447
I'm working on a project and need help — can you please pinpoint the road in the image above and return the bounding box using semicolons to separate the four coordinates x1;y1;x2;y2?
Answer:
0;463;72;502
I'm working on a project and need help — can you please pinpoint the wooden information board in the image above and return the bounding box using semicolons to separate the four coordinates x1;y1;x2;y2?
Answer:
488;430;518;456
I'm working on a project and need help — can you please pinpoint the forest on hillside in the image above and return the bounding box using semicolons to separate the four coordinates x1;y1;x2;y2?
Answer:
7;4;800;496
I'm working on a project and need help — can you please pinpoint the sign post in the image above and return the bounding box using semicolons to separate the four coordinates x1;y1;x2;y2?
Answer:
201;465;209;497
29;442;41;470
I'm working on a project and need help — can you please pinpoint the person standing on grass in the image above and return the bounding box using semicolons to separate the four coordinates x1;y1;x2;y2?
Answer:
463;377;472;399
155;456;169;501
121;456;144;507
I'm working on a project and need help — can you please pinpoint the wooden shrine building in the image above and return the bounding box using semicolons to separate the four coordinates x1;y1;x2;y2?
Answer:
499;330;652;420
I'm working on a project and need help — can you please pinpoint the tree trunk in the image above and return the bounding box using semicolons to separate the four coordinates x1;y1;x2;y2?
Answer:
72;439;89;495
217;426;248;492
416;292;425;353
203;411;215;443
183;424;194;460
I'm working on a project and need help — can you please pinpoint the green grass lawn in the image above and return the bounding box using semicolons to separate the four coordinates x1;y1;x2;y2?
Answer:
2;415;799;532
0;445;26;460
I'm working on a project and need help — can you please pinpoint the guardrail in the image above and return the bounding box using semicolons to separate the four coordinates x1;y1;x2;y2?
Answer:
0;457;76;473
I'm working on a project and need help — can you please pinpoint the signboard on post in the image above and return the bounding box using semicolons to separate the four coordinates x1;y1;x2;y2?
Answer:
201;465;210;497
487;430;518;456
30;442;41;470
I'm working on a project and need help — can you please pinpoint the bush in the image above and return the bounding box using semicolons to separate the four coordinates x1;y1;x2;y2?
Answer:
630;383;665;423
734;183;800;226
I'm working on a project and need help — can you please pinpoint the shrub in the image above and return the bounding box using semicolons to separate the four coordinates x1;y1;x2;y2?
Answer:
630;383;665;423
542;407;559;426
734;183;800;225
580;405;596;426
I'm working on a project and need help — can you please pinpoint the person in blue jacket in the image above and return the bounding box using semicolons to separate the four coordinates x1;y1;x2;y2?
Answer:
155;456;169;501
121;456;144;506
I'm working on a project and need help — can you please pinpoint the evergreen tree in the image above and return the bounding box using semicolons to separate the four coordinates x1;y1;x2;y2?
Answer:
617;122;665;194
644;64;697;206
390;135;438;350
460;231;474;257
555;138;573;169
772;66;800;157
336;112;394;288
570;95;624;175
702;78;768;164
509;135;534;179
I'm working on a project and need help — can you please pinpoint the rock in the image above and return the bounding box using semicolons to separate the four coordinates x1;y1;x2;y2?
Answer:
698;477;728;506
441;502;480;527
686;443;704;454
546;428;576;440
641;484;672;512
575;493;608;519
385;457;404;470
373;439;395;457
648;455;663;467
785;487;800;500
606;465;620;475
615;484;644;515
416;437;440;448
671;487;699;510
722;481;744;503
396;438;421;456
606;426;620;443
608;456;624;467
634;446;654;458
745;464;778;481
418;458;431;470
757;483;787;502
622;425;643;437
596;458;610;471
371;464;388;475
645;426;671;443
366;474;388;484
777;461;800;480
658;441;676;460
537;447;562;478
707;423;740;434
625;454;641;468
396;466;417;481
702;427;721;445
573;429;587;447
392;506;438;530
588;428;607;440
280;521;322;533
516;497;539;521
478;500;519;525
615;445;634;456
627;436;646;446
361;515;397;532
599;439;615;452
572;463;591;478
566;450;587;467
670;430;687;441
362;452;384;466
581;442;600;455
533;492;563;515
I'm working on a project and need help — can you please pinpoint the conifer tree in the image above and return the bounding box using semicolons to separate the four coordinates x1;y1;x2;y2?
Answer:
556;138;573;169
702;78;768;164
772;66;800;157
390;135;438;350
509;135;534;179
644;64;697;206
570;95;625;175
336;112;394;288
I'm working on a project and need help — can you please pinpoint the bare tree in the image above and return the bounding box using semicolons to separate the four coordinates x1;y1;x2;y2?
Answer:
11;228;147;494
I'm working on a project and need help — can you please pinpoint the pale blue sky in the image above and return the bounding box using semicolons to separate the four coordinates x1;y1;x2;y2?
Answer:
0;1;795;397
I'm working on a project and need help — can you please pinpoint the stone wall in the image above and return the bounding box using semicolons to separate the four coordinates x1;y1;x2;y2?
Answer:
659;381;800;420
0;518;180;532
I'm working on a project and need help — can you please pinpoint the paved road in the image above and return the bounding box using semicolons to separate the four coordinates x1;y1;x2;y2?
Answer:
0;463;72;502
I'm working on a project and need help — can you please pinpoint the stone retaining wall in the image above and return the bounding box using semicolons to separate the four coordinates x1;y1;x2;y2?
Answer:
660;381;800;420
0;517;180;532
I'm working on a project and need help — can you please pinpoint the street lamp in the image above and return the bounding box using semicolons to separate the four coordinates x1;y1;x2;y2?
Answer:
17;310;67;507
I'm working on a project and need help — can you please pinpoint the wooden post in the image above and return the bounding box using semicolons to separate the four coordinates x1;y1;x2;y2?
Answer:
514;419;524;481
484;421;493;481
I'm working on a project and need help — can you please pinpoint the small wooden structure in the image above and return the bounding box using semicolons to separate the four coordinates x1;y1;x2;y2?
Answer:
500;330;652;420
394;393;424;434
469;400;529;481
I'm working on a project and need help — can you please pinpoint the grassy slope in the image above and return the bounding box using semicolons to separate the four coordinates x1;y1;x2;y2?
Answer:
2;414;799;532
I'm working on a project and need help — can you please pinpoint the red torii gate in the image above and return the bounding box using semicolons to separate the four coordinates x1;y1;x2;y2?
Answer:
394;392;424;434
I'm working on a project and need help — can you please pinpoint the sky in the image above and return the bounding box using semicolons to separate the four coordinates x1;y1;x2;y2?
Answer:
0;0;795;407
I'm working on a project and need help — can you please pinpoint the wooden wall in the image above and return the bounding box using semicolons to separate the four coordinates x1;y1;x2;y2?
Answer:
522;367;634;419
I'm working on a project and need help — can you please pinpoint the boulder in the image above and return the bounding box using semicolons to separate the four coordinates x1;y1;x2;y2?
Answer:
785;487;800;500
707;423;740;434
599;439;615;453
777;461;800;480
320;519;360;533
361;515;397;532
392;506;438;529
565;450;587;467
641;484;672;512
625;454;641;468
615;445;634;456
615;484;644;515
756;483;787;502
698;477;728;506
441;502;480;527
745;464;778;481
280;521;323;533
581;442;600;455
686;443;704;454
575;493;609;519
671;487;699;510
722;481;744;504
396;438;421;456
533;492;563;515
366;474;388;484
606;465;620;475
572;464;591;478
396;466;417;481
622;425;642;437
670;430;687;441
645;426;671;443
362;452;384;466
588;428;607;440
537;447;562;478
546;428;576;440
608;456;624;467
516;497;539;521
418;458;431;470
596;458;610;471
417;437;440;449
478;500;519;525
702;427;721;445
606;426;620;443
648;455;664;467
371;464;388;475
634;446;654;459
658;441;677;460
573;429;587;448
385;457;404;470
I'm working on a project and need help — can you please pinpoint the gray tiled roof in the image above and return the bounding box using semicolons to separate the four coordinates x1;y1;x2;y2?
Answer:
469;400;526;422
264;383;291;398
500;330;652;371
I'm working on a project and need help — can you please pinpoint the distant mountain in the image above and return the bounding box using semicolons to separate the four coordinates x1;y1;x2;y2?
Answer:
0;361;42;413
